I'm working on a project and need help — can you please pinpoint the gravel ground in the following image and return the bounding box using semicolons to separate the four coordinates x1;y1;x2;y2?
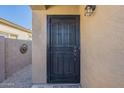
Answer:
0;64;32;88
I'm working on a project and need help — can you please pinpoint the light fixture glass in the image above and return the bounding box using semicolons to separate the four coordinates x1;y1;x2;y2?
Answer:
84;5;96;16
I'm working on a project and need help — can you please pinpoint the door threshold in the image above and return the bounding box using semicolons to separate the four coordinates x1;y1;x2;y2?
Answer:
32;83;81;88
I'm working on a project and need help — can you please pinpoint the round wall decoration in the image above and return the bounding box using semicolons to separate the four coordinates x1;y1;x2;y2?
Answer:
20;44;28;54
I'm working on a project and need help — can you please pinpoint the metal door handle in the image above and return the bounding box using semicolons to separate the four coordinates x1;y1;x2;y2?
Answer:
74;53;76;56
73;49;77;52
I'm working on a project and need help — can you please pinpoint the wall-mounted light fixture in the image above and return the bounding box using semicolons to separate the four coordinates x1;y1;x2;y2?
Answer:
84;5;96;16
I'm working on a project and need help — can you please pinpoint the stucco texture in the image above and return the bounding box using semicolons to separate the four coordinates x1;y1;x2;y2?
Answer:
0;23;31;40
32;5;124;87
5;39;32;78
32;5;80;83
80;5;124;87
32;10;47;83
0;37;5;82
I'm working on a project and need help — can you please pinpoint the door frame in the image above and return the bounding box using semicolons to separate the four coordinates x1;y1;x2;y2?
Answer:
47;15;80;83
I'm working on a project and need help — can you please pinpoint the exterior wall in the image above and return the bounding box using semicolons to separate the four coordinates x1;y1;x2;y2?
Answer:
80;5;124;87
32;5;80;83
0;37;5;82
46;5;80;15
0;23;32;40
0;36;32;82
32;5;124;87
5;38;32;77
80;6;86;87
32;10;47;83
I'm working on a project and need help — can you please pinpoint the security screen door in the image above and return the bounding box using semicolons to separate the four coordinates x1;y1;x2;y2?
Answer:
47;15;80;83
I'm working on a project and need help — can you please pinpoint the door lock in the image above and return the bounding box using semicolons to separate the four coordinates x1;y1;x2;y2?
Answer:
73;49;77;52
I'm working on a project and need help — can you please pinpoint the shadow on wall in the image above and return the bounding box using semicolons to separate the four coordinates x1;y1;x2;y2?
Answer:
0;36;32;82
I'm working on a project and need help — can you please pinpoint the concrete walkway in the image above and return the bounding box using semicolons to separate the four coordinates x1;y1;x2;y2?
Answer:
32;84;81;88
0;64;80;88
0;65;32;88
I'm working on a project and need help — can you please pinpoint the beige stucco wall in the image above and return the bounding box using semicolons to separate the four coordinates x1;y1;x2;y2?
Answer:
32;10;47;83
0;23;32;40
0;37;5;82
80;5;124;87
32;5;80;83
80;5;86;87
0;36;32;82
5;38;32;77
46;5;80;15
32;5;124;87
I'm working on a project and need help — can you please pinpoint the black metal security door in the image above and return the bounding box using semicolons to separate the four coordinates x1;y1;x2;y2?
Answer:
47;15;80;83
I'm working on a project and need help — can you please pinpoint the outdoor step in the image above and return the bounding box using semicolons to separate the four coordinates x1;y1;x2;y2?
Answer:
32;84;81;88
